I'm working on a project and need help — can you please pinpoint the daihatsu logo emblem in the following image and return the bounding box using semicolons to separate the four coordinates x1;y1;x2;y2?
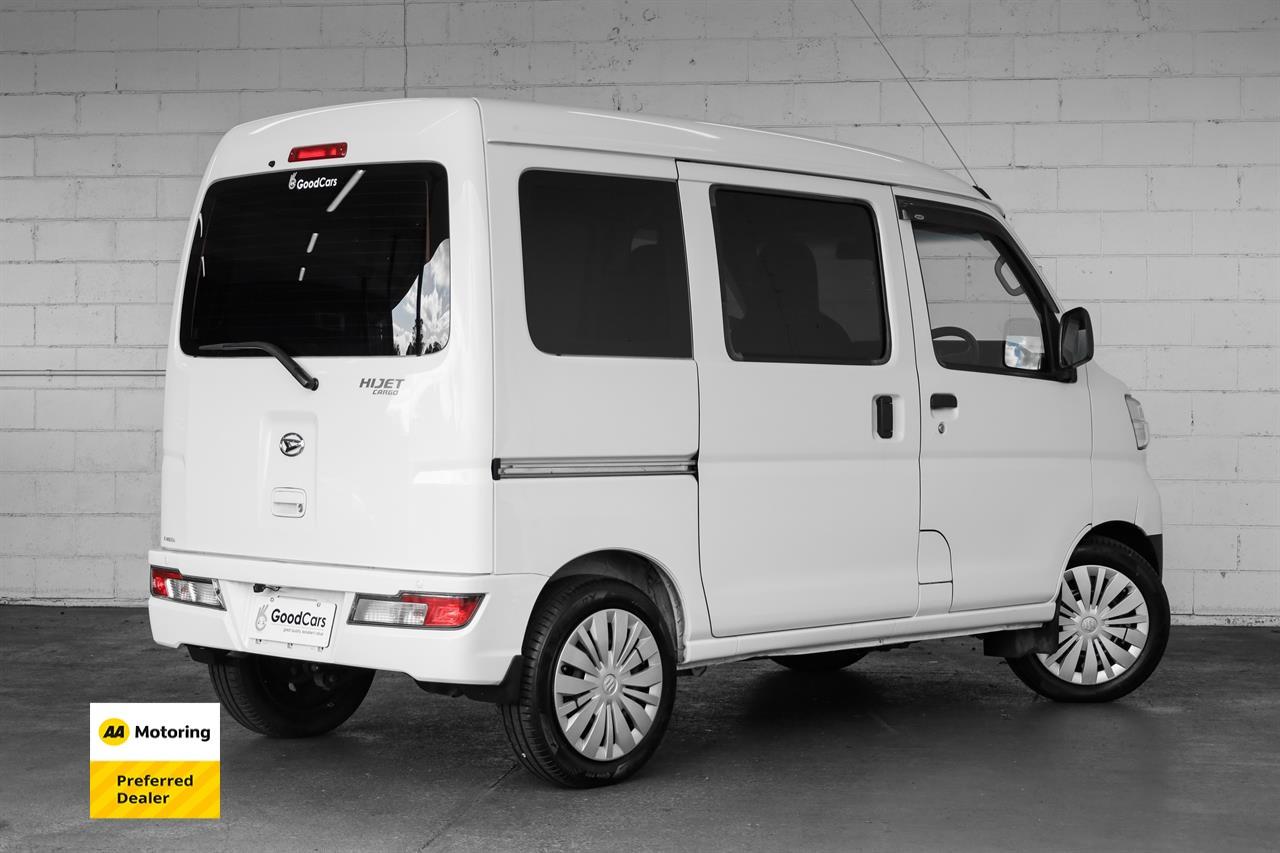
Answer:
279;433;305;457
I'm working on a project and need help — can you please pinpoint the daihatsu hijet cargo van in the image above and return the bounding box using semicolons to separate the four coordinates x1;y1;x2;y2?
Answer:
150;98;1169;788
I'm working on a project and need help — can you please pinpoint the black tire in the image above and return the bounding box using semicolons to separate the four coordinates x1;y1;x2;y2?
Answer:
1007;537;1169;703
771;649;869;672
499;579;677;788
209;654;375;737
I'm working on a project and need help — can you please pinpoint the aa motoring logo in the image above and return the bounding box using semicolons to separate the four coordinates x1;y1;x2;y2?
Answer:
97;718;212;745
288;171;338;191
99;718;129;746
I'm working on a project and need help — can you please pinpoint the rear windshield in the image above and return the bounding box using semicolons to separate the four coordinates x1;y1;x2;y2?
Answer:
180;163;449;358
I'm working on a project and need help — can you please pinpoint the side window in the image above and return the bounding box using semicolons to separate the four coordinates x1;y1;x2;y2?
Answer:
518;170;692;358
710;187;887;364
911;214;1049;374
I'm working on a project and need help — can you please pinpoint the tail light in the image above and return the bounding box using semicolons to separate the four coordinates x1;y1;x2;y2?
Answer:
150;566;224;609
349;593;482;629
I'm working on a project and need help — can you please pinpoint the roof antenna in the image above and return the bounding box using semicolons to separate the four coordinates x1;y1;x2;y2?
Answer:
846;0;986;196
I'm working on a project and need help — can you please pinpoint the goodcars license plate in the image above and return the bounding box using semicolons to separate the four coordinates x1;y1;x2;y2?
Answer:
247;593;337;649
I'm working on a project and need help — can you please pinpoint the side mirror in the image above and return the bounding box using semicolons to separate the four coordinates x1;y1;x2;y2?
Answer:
1059;306;1094;369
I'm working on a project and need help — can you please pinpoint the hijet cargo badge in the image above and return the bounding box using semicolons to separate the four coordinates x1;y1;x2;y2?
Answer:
89;703;220;819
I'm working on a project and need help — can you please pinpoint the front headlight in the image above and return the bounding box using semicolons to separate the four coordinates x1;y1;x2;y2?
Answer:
1125;395;1150;450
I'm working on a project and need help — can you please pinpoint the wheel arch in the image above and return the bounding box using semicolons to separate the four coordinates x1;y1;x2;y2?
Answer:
539;549;687;661
1076;520;1162;577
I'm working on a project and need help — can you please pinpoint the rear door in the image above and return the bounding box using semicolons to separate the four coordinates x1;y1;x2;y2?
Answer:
163;106;494;575
680;164;921;636
483;145;701;590
898;193;1091;611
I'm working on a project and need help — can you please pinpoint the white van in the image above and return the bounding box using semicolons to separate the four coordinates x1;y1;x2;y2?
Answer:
149;98;1169;787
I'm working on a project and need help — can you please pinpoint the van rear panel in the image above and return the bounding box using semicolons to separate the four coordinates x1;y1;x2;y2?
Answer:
160;99;493;575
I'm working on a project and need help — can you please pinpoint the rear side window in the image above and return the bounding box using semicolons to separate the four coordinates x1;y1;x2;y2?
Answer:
711;188;887;364
519;170;692;358
181;163;448;358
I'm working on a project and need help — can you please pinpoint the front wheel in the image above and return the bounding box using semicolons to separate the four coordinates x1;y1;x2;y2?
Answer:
209;654;374;737
1007;537;1169;703
499;579;677;788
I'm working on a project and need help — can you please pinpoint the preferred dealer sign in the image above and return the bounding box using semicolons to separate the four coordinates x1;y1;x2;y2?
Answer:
89;703;220;819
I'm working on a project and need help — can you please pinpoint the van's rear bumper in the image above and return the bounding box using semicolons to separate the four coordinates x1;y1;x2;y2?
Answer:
147;549;542;686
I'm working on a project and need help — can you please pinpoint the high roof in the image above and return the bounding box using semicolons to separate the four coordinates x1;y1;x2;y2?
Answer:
226;97;987;208
475;98;984;205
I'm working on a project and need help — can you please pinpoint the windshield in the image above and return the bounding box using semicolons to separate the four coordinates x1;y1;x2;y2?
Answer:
180;162;449;358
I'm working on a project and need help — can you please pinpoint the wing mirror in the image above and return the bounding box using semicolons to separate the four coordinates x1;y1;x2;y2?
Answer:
1058;306;1094;369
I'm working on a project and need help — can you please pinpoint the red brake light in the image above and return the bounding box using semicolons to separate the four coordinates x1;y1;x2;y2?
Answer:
288;142;347;163
402;594;483;628
151;566;181;598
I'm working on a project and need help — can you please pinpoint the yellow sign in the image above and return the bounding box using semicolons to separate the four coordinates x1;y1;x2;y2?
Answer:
89;703;220;820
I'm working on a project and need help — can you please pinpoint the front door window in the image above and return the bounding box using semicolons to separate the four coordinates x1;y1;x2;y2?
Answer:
911;211;1051;376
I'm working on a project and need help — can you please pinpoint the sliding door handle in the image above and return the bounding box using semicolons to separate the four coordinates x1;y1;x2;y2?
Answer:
930;393;958;411
874;395;894;439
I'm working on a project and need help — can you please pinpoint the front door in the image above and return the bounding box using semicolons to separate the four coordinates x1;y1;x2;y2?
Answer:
680;164;921;637
899;193;1091;612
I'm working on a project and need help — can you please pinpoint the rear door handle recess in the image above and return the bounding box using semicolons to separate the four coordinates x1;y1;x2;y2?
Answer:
930;393;958;411
271;487;306;518
874;395;894;439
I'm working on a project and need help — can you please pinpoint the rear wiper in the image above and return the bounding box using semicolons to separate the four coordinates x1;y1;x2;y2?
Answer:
197;341;319;391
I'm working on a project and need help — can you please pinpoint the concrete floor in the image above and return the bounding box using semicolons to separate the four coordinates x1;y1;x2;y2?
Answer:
1;607;1277;853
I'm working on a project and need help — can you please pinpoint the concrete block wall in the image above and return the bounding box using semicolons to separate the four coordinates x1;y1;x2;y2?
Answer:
0;0;1276;616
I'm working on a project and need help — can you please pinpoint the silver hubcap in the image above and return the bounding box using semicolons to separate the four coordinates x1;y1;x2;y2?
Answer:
1039;564;1149;685
553;608;664;761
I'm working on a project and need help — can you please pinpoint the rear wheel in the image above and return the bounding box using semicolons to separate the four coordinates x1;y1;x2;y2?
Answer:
209;654;374;737
499;579;676;788
1007;537;1169;703
771;649;869;672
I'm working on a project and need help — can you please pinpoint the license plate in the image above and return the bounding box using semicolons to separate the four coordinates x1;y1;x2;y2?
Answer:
246;593;337;649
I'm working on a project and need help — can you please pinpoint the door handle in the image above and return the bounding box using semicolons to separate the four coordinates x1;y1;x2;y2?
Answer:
874;395;894;439
930;393;958;411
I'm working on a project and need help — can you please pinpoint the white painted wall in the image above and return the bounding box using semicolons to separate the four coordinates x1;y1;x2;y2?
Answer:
0;0;1276;615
